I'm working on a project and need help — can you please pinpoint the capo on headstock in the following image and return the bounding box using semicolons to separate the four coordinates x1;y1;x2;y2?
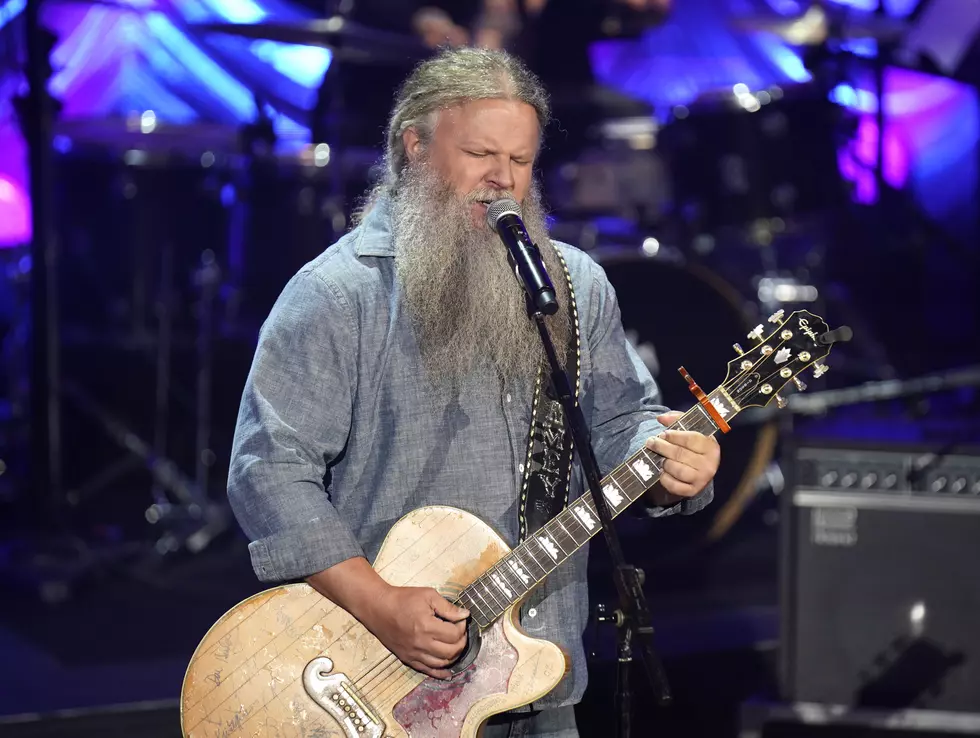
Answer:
679;366;731;434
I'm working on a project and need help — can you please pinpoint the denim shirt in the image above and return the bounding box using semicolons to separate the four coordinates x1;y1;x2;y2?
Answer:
227;196;713;709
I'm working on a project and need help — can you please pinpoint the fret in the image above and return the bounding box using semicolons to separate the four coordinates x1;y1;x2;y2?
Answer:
460;382;734;632
490;570;515;600
516;542;550;579
466;581;496;619
580;497;606;531
477;576;505;612
561;509;587;545
506;556;533;588
565;512;589;547
689;404;714;434
559;508;591;544
458;591;491;628
639;447;664;477
615;468;646;503
548;517;576;555
492;557;527;599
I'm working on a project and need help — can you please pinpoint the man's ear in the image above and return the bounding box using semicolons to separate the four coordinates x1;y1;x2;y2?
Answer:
403;127;423;163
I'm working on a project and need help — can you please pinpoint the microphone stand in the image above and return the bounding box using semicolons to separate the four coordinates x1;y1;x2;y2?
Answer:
526;294;672;736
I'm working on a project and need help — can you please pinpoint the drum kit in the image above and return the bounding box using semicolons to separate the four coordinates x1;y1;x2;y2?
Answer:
2;0;922;599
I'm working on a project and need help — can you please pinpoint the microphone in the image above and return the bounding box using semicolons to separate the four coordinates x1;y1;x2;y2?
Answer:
486;198;558;316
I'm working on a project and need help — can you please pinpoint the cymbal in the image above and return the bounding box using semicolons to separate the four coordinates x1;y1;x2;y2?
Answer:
189;16;430;64
52;116;242;160
731;4;908;46
42;0;167;13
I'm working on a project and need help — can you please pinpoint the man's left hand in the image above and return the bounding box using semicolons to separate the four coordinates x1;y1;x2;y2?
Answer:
643;411;720;504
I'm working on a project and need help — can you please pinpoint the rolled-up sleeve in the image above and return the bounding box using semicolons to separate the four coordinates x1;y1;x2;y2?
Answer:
585;261;713;518
228;268;364;582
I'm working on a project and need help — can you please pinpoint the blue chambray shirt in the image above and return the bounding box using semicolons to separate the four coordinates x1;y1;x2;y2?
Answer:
228;195;713;710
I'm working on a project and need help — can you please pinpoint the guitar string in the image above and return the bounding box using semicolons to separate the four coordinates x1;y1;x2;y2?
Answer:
362;660;412;702
359;587;483;702
360;505;594;702
357;393;740;703
355;654;403;692
358;525;569;702
355;586;485;699
351;357;776;704
357;414;700;705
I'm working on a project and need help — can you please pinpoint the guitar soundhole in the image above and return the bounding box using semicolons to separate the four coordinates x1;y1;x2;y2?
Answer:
448;618;482;676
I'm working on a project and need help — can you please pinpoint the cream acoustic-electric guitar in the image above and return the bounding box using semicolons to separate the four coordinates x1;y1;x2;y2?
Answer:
181;309;840;737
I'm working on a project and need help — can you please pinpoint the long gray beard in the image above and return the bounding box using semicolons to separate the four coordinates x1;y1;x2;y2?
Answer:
391;163;572;389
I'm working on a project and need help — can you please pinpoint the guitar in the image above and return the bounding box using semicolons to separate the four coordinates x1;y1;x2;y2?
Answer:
181;309;842;738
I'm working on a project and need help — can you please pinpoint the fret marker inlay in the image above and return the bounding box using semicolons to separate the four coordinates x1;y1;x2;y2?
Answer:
491;573;512;598
457;386;726;627
602;482;623;507
508;560;531;585
537;535;559;560
631;458;654;482
573;506;596;530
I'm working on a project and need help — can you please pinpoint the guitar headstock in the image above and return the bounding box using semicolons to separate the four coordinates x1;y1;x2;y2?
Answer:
723;309;848;409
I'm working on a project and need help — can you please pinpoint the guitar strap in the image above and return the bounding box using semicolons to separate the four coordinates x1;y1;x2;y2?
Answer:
518;243;582;542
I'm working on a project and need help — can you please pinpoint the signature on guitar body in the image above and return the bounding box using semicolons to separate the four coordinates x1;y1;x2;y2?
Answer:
180;310;846;737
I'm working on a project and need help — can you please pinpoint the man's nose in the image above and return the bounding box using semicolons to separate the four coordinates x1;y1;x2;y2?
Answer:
486;156;515;192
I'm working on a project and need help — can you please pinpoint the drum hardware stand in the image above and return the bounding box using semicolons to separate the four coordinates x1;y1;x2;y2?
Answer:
57;250;231;561
126;248;230;558
221;96;278;332
15;0;62;516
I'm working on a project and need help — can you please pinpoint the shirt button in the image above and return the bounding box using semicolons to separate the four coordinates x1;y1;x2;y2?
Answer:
528;608;537;618
519;463;525;473
506;393;512;403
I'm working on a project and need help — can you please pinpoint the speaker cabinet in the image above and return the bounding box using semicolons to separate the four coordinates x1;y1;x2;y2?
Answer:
780;444;980;713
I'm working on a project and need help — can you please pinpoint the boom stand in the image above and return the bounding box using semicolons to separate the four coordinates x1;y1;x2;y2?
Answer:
528;301;672;736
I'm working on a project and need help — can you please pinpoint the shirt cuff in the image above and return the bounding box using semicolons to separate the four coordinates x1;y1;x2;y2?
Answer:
246;519;365;582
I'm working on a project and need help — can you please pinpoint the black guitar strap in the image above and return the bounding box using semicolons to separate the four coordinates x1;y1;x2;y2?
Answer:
518;243;582;542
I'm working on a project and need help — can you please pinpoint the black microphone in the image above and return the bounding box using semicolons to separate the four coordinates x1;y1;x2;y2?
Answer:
486;197;558;316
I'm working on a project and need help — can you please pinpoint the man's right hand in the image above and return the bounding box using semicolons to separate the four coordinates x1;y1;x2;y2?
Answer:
306;557;470;681
366;585;470;680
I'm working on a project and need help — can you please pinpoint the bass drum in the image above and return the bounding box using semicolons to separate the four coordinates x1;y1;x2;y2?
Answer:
593;248;780;551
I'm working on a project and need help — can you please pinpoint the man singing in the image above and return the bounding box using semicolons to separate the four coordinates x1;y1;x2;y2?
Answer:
229;46;719;737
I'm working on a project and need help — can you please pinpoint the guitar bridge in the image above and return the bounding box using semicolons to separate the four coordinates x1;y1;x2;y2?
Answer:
303;657;387;737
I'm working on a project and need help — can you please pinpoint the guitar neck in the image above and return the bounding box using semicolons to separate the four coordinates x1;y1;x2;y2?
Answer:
458;386;736;628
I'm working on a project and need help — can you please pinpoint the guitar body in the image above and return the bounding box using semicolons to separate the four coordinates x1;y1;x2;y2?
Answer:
180;506;569;737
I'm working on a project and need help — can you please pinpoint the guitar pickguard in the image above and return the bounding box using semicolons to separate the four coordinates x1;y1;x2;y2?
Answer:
392;620;518;737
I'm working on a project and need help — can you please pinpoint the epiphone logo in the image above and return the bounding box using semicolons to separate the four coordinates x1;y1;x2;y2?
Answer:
798;317;819;343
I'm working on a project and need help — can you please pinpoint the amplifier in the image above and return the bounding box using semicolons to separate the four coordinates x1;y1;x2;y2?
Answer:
780;443;980;713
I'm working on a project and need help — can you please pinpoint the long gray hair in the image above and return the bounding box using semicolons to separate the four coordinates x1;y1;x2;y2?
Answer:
355;46;550;219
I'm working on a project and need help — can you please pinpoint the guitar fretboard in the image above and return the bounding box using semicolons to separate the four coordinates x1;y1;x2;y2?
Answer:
457;388;734;628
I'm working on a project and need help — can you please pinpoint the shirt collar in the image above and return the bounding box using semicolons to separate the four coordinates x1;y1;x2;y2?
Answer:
354;194;395;258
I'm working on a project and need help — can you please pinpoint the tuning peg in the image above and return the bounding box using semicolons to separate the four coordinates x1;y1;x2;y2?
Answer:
733;343;744;356
793;377;807;391
813;363;829;378
775;394;788;409
748;324;764;342
768;309;785;324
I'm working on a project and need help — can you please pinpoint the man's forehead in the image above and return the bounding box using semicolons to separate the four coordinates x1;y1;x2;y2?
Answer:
434;100;541;146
